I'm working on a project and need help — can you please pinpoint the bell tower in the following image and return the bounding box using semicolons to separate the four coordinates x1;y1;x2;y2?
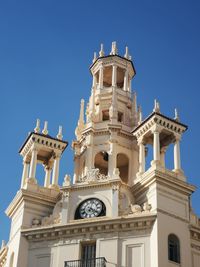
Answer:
73;42;139;186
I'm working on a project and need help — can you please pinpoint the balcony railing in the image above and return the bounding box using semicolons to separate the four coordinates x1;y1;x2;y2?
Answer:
64;257;107;267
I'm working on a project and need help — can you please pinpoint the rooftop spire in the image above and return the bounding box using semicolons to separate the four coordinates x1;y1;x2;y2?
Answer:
138;106;142;125
110;41;118;55
42;121;48;135
99;44;105;57
174;108;180;122
34;119;40;133
57;126;63;140
153;99;160;113
92;52;97;63
124;46;130;59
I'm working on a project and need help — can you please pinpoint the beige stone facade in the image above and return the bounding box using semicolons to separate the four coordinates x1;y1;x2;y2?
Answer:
1;42;200;267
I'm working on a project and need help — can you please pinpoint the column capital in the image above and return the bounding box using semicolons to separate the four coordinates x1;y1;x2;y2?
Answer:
23;156;29;164
151;125;162;134
174;133;181;142
138;137;145;145
53;152;61;159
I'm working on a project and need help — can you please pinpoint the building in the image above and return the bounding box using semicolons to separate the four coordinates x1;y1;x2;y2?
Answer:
0;42;200;267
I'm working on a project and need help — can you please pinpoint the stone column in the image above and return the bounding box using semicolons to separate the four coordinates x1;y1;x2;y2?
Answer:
44;164;53;187
151;129;161;166
123;70;129;91
138;139;145;173
174;136;182;172
29;148;38;178
112;64;117;87
86;134;94;171
111;183;119;217
51;154;61;187
108;140;117;178
160;146;167;168
21;158;29;188
128;78;132;92
99;65;104;89
92;74;97;88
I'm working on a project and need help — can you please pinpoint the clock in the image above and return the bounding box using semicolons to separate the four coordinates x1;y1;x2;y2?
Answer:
75;198;106;219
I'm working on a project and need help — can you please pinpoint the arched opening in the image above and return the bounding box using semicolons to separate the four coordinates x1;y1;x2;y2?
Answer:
103;66;112;87
94;151;109;176
117;153;129;183
9;252;14;267
168;234;180;263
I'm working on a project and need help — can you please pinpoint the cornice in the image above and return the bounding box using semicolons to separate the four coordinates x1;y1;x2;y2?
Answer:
132;112;187;139
6;188;60;218
132;167;195;198
19;132;68;157
0;246;7;267
21;213;156;242
62;179;122;192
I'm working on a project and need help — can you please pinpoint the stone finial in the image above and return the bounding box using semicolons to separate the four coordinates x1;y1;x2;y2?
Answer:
174;108;180;122
57;126;63;140
34;119;40;133
99;43;105;57
75;99;85;139
124;46;131;59
42;121;48;135
110;41;118;55
138;106;142;125
92;52;97;63
1;240;5;249
153;99;160;113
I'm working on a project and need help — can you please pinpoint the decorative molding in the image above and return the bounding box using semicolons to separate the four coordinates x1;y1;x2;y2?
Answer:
78;168;108;184
0;246;8;267
22;214;156;242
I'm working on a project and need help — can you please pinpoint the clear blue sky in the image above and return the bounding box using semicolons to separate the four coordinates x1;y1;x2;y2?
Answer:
1;0;200;242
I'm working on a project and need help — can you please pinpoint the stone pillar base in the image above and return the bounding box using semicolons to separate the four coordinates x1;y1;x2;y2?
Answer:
151;160;161;167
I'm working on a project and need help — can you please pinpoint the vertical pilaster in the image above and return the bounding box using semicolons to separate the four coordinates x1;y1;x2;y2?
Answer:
86;134;94;171
138;139;145;173
108;139;117;178
112;64;117;87
99;65;104;89
123;70;128;91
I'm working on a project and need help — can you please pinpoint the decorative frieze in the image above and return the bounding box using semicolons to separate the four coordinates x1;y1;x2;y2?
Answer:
22;214;156;242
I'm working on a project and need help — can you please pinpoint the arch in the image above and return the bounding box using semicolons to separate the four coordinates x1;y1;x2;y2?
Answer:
94;151;109;176
117;153;129;183
168;234;180;263
9;252;14;267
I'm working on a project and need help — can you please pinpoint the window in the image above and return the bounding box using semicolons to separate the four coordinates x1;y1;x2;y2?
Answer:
102;110;109;121
82;242;96;266
118;112;123;122
168;234;180;263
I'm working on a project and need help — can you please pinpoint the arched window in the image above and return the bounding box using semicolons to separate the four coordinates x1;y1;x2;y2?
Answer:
168;234;180;263
117;153;129;183
94;151;109;176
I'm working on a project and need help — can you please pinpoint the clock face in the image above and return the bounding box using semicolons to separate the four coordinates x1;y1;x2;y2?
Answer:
79;198;103;218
